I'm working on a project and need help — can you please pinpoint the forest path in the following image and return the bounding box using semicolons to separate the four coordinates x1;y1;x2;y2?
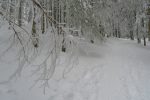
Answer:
0;38;150;100
47;38;150;100
89;38;150;100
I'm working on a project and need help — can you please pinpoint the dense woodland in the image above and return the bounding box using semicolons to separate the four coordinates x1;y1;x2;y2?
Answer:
0;0;150;83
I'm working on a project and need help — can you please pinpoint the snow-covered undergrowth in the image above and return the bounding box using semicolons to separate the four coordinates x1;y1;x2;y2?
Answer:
0;20;150;100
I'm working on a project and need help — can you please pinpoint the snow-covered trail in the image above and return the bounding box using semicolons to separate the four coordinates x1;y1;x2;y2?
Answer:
91;38;150;100
48;38;150;100
0;38;150;100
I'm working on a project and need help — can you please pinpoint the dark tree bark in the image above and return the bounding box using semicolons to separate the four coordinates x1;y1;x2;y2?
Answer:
18;0;23;27
143;35;146;46
148;19;150;41
32;7;39;48
130;31;134;40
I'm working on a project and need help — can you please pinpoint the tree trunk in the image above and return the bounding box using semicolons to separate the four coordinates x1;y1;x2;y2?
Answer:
8;0;12;25
136;25;141;44
118;25;121;38
148;34;150;41
148;19;150;41
41;12;45;34
130;31;134;40
143;36;146;46
137;38;141;44
18;0;23;27
32;7;39;48
41;0;45;34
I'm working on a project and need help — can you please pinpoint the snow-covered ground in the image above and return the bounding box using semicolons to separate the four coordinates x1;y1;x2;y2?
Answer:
0;23;150;100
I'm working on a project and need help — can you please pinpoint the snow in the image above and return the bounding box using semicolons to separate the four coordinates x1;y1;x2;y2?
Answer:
0;24;150;100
